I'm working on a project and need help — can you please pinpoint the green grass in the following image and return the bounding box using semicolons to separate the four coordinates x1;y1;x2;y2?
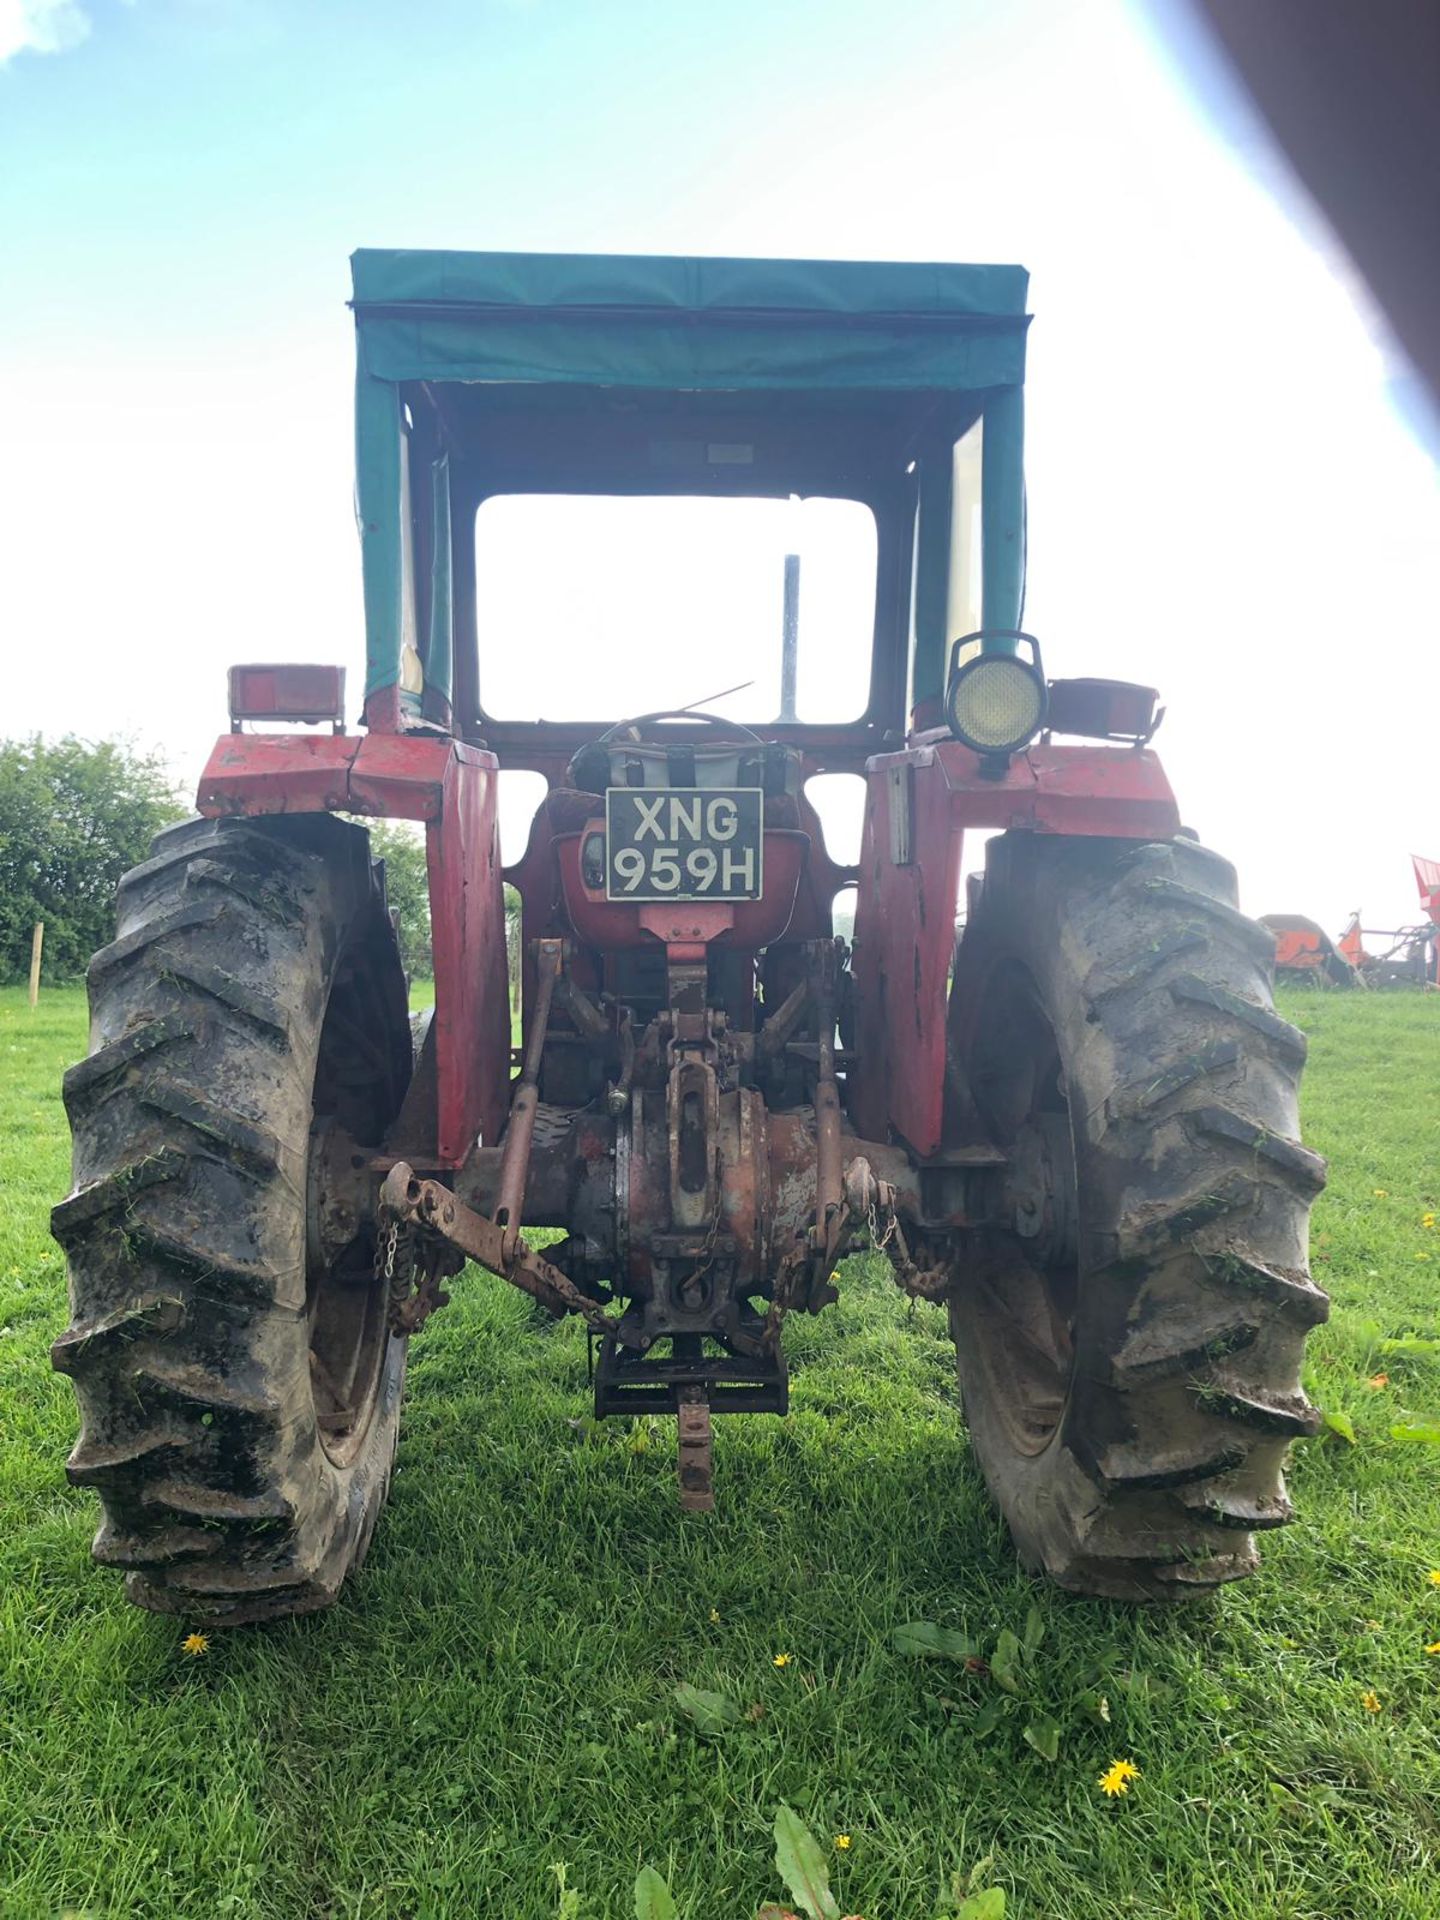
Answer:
2;984;1439;1918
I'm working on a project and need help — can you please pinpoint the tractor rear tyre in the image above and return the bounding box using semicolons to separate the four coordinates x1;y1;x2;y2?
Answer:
947;833;1328;1600
52;814;412;1625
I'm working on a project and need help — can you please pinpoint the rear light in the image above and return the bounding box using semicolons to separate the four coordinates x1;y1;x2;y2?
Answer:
228;664;346;732
1045;677;1162;744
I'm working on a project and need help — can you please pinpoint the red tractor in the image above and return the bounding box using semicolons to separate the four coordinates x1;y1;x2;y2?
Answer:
52;251;1328;1624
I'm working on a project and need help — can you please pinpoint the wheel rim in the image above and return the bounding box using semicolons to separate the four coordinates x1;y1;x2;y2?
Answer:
962;960;1080;1456
306;932;408;1467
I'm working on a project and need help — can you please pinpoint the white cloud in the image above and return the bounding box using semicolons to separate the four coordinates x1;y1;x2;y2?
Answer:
0;0;92;65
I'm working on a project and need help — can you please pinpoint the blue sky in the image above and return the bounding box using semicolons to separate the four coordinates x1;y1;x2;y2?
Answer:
3;0;1437;931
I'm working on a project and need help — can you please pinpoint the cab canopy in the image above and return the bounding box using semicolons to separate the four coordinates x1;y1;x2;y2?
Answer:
350;248;1030;749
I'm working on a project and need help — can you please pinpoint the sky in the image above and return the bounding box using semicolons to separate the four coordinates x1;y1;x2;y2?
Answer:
2;0;1437;932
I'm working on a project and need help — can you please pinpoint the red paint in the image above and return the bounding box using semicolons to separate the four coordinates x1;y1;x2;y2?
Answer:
198;733;357;815
850;741;1180;1158
197;731;509;1168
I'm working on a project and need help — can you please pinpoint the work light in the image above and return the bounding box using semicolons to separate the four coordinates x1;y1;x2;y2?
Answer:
943;632;1047;767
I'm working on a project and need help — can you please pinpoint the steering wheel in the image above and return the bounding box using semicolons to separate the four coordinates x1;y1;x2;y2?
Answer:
596;709;763;746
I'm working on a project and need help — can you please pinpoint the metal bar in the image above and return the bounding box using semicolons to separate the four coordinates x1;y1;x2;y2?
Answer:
494;937;561;1261
380;1163;569;1317
779;552;800;722
677;1385;715;1513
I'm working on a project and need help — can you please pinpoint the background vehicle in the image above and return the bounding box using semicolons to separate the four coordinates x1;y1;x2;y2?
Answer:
52;250;1328;1623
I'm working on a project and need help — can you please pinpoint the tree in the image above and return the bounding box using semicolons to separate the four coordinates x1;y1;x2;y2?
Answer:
366;820;431;981
0;736;185;982
366;819;521;990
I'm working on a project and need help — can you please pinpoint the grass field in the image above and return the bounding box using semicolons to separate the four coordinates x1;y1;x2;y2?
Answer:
2;983;1439;1919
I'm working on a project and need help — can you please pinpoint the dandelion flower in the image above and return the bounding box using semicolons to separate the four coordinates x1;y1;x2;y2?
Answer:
709;1608;721;1624
1368;1372;1390;1388
1427;1571;1440;1588
1374;1189;1389;1198
834;1834;852;1851
1098;1759;1140;1797
182;1632;209;1657
1416;1252;1430;1261
1423;1214;1436;1229
1361;1690;1381;1713
772;1652;792;1668
1425;1642;1440;1656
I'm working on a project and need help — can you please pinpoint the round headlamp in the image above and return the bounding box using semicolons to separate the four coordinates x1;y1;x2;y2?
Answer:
944;631;1047;763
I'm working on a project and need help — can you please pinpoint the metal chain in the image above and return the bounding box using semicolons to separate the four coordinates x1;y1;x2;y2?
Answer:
378;1218;419;1335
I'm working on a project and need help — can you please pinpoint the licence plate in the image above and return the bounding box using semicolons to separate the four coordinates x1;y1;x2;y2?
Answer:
605;787;763;901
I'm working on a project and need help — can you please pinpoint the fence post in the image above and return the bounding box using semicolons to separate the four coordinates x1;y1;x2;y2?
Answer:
28;922;44;1008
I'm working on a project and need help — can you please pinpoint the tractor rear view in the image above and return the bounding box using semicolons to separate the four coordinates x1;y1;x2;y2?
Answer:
52;251;1328;1624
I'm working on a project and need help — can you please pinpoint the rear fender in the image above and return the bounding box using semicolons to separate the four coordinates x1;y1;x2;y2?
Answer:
198;733;509;1166
849;740;1180;1158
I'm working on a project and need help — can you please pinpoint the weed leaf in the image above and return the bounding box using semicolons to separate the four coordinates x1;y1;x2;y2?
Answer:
892;1622;980;1661
674;1683;741;1736
1022;1713;1061;1762
1389;1420;1440;1444
990;1628;1022;1694
634;1865;677;1920
1322;1409;1357;1444
1022;1604;1045;1651
954;1891;1006;1919
972;1695;1007;1738
773;1805;841;1920
1379;1338;1440;1356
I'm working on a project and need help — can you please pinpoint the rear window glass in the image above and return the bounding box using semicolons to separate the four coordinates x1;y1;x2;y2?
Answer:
474;493;877;724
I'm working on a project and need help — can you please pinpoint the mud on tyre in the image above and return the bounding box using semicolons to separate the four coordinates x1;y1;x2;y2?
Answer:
946;833;1329;1600
51;814;412;1625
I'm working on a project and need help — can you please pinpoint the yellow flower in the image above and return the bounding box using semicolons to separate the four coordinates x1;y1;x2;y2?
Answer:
1361;1690;1381;1713
1429;1571;1440;1588
772;1652;792;1668
709;1608;720;1624
1415;1252;1430;1261
182;1632;209;1657
1424;1642;1440;1656
834;1834;852;1851
1098;1759;1140;1797
1423;1214;1436;1228
1374;1189;1389;1198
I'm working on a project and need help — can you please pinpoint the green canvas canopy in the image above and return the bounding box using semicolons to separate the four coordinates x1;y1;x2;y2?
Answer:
351;249;1029;393
349;249;1031;716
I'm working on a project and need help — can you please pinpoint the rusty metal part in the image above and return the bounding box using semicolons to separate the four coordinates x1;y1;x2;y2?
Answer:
676;1386;715;1512
377;1161;630;1343
495;936;562;1262
556;971;609;1041
755;978;809;1061
607;1009;635;1115
668;1054;720;1231
307;1118;376;1274
866;1182;954;1303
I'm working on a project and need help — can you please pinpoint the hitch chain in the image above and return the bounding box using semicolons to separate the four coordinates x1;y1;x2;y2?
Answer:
868;1185;952;1303
377;1213;456;1338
